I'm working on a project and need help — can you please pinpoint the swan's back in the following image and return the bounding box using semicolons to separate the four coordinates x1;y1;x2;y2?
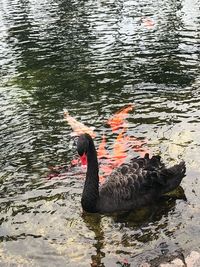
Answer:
98;154;186;213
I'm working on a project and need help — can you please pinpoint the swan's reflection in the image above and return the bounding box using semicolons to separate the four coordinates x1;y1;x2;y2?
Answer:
82;186;186;267
82;213;105;267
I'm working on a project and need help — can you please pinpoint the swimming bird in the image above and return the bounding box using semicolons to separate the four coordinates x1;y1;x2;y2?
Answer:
77;133;186;213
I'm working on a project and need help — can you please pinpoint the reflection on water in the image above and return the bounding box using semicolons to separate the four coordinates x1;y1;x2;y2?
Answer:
0;0;200;265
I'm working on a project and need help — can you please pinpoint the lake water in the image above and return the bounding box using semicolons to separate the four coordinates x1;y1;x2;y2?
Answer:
0;0;199;266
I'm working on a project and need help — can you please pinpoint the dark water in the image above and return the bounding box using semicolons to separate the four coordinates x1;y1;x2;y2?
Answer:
0;0;200;266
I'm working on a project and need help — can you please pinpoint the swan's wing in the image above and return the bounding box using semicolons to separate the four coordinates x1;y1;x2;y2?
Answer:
98;156;186;212
99;153;170;199
100;163;161;202
100;156;185;201
130;154;165;171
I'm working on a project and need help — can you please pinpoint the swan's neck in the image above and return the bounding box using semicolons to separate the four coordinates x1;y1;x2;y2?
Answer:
81;140;99;213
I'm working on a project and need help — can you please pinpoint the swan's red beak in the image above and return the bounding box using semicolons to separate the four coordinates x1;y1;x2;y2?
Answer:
80;153;87;166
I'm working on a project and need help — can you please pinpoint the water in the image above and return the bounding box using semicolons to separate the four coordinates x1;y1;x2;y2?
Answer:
0;0;199;266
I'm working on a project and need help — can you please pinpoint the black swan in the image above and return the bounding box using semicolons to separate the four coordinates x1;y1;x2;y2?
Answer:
77;133;186;213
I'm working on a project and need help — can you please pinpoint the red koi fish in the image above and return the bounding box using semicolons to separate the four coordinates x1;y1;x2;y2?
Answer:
45;106;150;183
98;129;127;180
112;128;127;166
97;134;113;180
107;104;134;132
97;134;110;159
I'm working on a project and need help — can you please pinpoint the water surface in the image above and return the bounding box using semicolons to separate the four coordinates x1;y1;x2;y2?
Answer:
0;0;200;266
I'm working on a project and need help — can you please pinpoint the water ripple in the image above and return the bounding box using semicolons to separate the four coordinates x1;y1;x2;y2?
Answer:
0;0;200;265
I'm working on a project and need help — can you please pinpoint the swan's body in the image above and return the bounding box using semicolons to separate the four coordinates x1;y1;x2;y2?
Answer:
77;133;186;213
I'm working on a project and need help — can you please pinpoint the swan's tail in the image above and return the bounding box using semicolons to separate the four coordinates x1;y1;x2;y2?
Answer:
160;161;186;194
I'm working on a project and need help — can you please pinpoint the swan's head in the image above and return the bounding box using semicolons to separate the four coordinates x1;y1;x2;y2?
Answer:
77;134;90;156
77;134;91;166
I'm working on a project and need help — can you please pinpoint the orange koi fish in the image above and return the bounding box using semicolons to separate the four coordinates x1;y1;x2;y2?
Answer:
112;128;150;166
60;106;151;184
107;104;134;132
99;131;130;179
64;110;96;138
97;134;110;159
112;129;127;166
97;135;112;181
